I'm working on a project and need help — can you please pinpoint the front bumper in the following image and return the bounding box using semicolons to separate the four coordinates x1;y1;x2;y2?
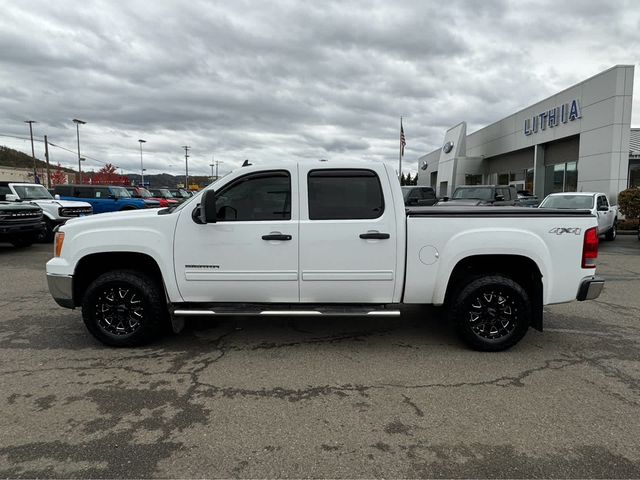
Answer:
0;220;45;238
47;274;75;309
576;275;604;301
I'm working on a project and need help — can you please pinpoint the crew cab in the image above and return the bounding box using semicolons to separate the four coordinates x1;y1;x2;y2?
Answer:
125;186;178;208
54;184;159;213
0;182;92;241
440;185;518;206
0;200;44;247
539;192;618;241
46;162;603;351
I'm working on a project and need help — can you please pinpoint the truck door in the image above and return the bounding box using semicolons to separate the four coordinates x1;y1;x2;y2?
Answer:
596;195;613;233
173;168;299;303
299;166;397;303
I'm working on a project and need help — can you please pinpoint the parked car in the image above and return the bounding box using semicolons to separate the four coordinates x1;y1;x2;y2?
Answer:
538;192;618;240
54;185;159;214
439;185;519;206
126;186;178;208
401;186;438;207
148;188;183;204
0;200;44;247
0;182;92;241
47;161;603;352
516;190;540;208
169;188;191;200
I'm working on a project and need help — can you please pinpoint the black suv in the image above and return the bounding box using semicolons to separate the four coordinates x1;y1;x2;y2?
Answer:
401;186;438;206
441;185;519;206
0;201;44;247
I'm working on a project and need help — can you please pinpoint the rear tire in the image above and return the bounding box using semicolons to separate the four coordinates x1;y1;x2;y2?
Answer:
82;270;167;347
449;274;531;351
604;221;617;241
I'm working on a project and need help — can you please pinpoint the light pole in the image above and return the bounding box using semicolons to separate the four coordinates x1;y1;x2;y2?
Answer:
72;119;86;183
182;146;190;188
209;162;214;181
215;158;224;179
138;139;146;186
24;120;37;181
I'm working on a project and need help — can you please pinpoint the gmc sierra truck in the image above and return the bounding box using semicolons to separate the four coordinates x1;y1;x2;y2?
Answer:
46;161;604;351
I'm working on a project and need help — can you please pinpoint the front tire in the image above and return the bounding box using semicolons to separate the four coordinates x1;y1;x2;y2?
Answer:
82;270;167;347
449;274;531;351
10;236;35;248
604;221;617;241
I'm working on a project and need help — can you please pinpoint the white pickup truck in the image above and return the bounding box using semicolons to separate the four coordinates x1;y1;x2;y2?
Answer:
46;162;604;351
539;192;618;241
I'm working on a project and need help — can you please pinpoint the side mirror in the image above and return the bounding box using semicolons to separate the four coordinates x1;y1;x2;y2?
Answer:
407;198;418;206
495;194;505;201
597;205;609;212
199;189;217;224
109;194;117;200
54;194;61;200
442;196;449;202
5;194;18;202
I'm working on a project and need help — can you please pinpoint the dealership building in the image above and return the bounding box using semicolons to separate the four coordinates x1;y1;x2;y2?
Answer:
417;65;635;203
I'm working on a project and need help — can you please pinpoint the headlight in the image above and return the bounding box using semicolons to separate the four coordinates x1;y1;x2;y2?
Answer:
54;232;65;257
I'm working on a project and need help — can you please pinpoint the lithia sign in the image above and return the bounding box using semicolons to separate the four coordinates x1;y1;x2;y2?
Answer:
524;99;581;136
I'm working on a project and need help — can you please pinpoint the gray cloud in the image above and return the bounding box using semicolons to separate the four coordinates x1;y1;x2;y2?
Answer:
0;0;638;178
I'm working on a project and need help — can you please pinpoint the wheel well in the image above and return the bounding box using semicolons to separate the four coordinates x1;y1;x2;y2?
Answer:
73;252;163;307
445;255;544;331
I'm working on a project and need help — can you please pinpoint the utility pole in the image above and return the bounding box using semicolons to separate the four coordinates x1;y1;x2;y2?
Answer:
215;158;224;179
73;119;86;183
182;145;190;188
24;121;37;181
44;135;51;188
209;162;214;181
138;139;146;186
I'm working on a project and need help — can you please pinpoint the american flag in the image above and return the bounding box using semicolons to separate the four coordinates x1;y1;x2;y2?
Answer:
400;118;406;157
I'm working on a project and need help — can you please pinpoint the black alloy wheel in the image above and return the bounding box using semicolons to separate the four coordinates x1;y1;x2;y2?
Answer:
82;270;167;347
95;284;144;336
450;274;531;351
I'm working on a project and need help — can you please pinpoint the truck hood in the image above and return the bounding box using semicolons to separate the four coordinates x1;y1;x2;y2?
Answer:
61;207;163;229
31;199;92;208
436;199;484;206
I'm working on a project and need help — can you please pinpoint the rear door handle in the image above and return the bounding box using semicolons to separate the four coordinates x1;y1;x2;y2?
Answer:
359;232;390;239
262;234;292;241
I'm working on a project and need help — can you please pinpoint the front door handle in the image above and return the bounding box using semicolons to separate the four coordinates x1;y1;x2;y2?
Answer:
262;234;292;241
359;232;390;239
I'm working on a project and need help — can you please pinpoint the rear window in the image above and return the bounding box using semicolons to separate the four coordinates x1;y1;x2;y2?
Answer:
308;169;384;220
452;187;493;201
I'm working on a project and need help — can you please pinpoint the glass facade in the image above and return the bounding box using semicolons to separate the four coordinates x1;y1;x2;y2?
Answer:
629;158;640;188
464;174;483;185
544;161;578;195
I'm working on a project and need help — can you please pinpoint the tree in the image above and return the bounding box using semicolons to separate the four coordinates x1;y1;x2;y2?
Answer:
50;163;67;185
413;175;418;185
618;188;640;223
91;163;127;185
405;172;412;185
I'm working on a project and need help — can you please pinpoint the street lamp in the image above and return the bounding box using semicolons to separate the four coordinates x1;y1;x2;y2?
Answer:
72;119;86;183
24;121;37;181
138;139;146;186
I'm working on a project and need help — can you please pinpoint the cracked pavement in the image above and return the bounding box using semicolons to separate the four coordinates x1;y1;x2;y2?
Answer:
1;237;639;478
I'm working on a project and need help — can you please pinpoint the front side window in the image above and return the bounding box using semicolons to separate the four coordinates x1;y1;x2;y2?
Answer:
215;171;291;221
109;187;131;198
308;169;384;220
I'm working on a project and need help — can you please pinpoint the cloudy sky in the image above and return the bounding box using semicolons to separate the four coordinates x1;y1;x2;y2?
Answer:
0;0;638;178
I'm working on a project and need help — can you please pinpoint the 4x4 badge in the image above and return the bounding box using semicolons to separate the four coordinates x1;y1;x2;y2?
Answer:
549;227;581;235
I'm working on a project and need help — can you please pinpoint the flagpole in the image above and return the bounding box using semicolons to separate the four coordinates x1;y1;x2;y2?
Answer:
399;116;402;181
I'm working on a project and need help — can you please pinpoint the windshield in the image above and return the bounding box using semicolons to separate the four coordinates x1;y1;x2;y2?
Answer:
13;184;53;200
157;188;173;198
137;188;153;198
401;187;413;200
540;195;594;209
110;187;131;198
452;187;493;201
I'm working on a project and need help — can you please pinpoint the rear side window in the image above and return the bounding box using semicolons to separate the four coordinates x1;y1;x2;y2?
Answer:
308;169;384;220
74;187;93;198
421;188;436;199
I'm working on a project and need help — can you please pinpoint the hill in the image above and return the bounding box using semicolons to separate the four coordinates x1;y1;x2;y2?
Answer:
0;145;76;173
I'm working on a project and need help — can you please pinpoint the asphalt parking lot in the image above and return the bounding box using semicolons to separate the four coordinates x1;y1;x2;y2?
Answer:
0;236;639;478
